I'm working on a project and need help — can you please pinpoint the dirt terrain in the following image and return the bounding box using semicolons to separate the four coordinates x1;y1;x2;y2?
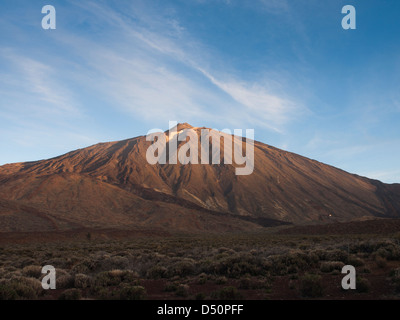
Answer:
1;228;399;300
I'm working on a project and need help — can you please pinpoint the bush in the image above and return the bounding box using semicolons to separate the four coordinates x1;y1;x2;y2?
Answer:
356;277;370;293
320;261;345;273
374;255;387;269
146;265;168;279
239;277;252;290
15;258;36;269
175;284;190;297
56;274;75;289
119;285;146;300
299;274;324;298
209;253;265;278
94;270;137;287
215;276;228;285
169;259;196;277
325;250;348;263
239;277;269;290
58;288;82;300
195;292;206;300
212;286;242;300
347;256;364;267
91;282;145;300
74;274;92;289
164;282;178;292
71;259;98;274
196;273;208;285
375;242;400;260
22;265;42;278
0;279;38;300
0;277;44;300
19;277;43;296
391;268;400;294
99;256;130;271
0;283;18;300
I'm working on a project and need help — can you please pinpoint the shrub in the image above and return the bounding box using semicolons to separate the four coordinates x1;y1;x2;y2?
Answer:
196;273;207;285
325;250;348;263
356;277;370;293
118;285;146;300
0;277;44;300
239;278;252;290
15;258;36;269
146;265;168;279
71;259;98;274
320;261;345;273
74;274;92;289
56;274;75;289
94;270;137;287
239;277;269;290
0;279;38;300
390;268;400;294
394;281;400;294
164;282;178;292
22;265;42;278
299;274;324;298
209;253;265;278
58;288;82;300
0;283;18;300
175;284;190;297
212;286;242;300
347;256;364;267
266;257;287;276
99;256;130;271
215;276;228;285
374;256;387;269
195;292;206;300
371;241;400;260
16;277;43;297
360;267;371;274
285;251;318;272
169;259;196;277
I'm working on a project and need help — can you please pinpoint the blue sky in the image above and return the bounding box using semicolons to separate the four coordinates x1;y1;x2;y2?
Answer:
0;0;399;183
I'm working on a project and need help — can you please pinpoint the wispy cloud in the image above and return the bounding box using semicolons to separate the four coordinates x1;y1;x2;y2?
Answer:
0;0;306;164
361;170;400;183
59;1;305;131
197;68;300;131
0;49;81;117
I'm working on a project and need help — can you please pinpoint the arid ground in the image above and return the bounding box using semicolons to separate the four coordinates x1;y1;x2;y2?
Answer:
1;218;400;300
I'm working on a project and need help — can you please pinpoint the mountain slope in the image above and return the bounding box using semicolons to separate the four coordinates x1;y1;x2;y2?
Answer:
0;123;399;232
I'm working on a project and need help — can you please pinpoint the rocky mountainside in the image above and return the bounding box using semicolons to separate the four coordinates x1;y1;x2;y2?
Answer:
0;123;399;233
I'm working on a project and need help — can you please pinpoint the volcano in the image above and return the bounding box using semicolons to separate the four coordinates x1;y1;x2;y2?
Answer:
0;123;399;233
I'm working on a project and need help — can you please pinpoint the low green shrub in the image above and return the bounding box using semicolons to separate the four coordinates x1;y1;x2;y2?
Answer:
320;261;344;273
212;286;242;300
299;274;323;298
356;277;370;293
58;288;82;300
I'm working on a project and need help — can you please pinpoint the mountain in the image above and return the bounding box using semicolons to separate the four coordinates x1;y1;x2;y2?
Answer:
0;123;399;233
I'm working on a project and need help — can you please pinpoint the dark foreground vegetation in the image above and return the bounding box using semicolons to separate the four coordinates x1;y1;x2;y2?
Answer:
1;229;400;300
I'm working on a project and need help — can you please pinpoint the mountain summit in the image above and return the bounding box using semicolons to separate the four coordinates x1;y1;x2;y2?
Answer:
0;125;399;233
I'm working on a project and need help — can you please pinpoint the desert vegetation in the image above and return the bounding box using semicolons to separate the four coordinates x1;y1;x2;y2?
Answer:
0;231;400;300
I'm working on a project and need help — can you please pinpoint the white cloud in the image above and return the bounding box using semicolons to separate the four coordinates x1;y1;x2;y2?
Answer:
0;50;81;117
360;170;400;184
197;68;300;131
0;0;305;167
59;1;304;131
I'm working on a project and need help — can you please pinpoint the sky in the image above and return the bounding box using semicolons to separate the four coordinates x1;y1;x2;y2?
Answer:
0;0;399;183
